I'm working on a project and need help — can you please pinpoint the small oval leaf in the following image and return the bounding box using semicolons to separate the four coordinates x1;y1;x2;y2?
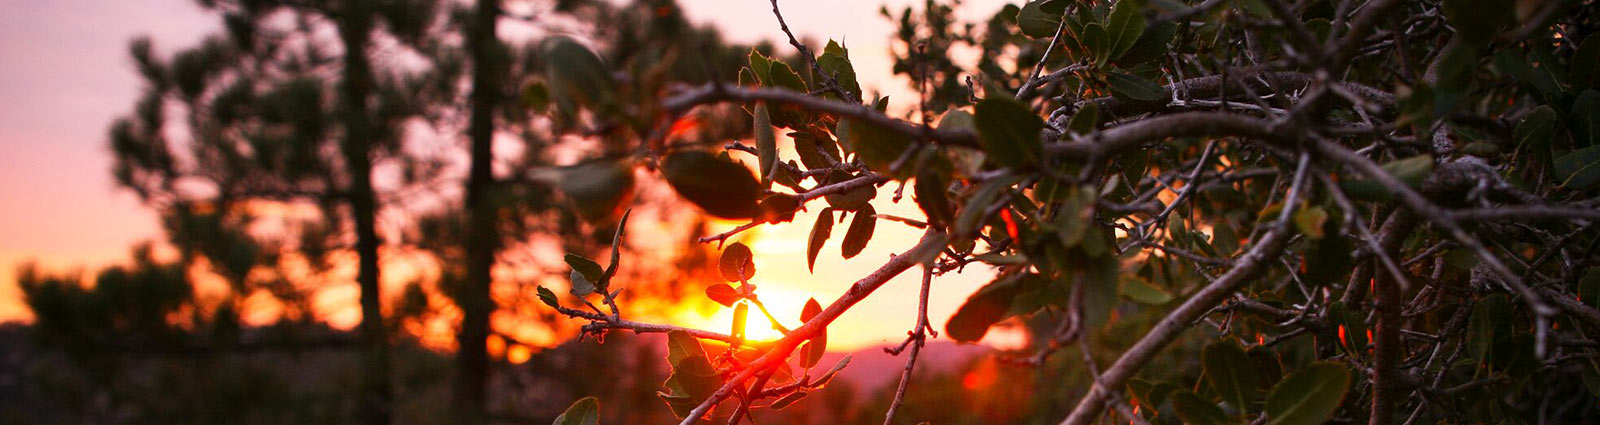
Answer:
719;242;756;282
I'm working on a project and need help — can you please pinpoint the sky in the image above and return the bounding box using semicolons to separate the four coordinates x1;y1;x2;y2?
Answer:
0;0;1013;350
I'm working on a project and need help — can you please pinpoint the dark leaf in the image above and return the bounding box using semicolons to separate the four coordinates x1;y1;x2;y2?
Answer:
1204;340;1263;412
841;205;877;259
808;209;835;272
1107;71;1165;102
974;97;1045;167
914;169;954;226
1018;1;1064;38
1171;390;1232;425
822;170;876;211
945;273;1045;342
1265;362;1352;425
1105;0;1146;59
719;242;756;282
662;150;762;219
537;286;559;308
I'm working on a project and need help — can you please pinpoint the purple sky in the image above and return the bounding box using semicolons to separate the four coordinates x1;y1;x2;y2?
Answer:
0;0;1011;349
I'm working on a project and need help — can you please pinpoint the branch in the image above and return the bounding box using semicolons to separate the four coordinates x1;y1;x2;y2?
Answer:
1086;72;1396;120
662;83;978;148
882;267;934;425
1059;227;1293;425
675;229;949;425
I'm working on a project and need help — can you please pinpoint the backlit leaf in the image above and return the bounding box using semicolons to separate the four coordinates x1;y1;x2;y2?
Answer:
552;396;600;425
662;150;761;219
719;242;756;282
841;205;877;259
705;283;740;307
808;209;834;272
754;103;777;186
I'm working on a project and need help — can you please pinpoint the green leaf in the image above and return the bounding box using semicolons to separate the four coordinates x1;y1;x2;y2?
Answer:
974;97;1045;167
1105;0;1146;59
841;205;877;259
1265;362;1352;425
537;286;560;307
1553;145;1600;190
956;176;1019;238
808;209;834;272
1080;22;1110;63
754;103;777;186
1514;105;1559;152
844;101;916;178
705;283;740;307
1204;340;1263;412
552;396;600;425
1116;21;1177;66
1052;184;1095;248
719;242;756;282
1339;155;1434;201
1119;276;1172;305
1018;1;1064;38
662;150;762;219
1171;390;1233;425
1292;207;1328;239
945;273;1046;342
1107;71;1165;102
817;40;861;99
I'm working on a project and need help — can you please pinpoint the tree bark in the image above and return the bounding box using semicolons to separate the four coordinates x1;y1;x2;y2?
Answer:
337;3;392;425
457;0;501;422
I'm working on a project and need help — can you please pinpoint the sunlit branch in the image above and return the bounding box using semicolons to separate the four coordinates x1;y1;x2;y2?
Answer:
882;267;934;425
675;229;948;425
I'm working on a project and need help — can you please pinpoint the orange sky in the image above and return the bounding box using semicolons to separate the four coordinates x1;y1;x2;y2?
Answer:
0;0;1014;351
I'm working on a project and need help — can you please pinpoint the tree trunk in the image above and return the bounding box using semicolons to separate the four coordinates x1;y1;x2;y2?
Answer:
457;0;501;422
337;3;392;425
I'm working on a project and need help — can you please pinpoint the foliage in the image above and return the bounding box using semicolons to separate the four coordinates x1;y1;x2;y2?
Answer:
543;0;1600;424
